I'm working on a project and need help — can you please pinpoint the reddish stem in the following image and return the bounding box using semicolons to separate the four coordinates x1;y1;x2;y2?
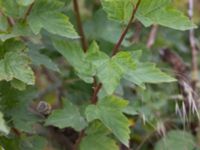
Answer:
23;2;34;21
7;16;15;27
91;83;102;104
73;0;88;52
112;0;141;56
73;130;85;150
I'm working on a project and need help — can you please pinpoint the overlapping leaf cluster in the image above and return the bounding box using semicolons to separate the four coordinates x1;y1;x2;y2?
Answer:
0;0;197;149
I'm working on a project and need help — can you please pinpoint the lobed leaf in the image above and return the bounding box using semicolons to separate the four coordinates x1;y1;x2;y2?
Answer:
85;96;130;146
124;62;176;89
86;42;136;94
155;130;197;150
28;0;79;38
53;38;95;83
101;0;133;23
80;133;119;150
0;52;35;85
29;49;60;72
101;0;196;30
45;100;87;131
136;4;197;30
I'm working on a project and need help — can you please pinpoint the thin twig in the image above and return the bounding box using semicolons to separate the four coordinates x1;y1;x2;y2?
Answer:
91;83;102;104
0;9;15;27
7;16;15;27
73;130;85;150
130;21;142;43
73;0;88;52
146;25;158;49
23;2;34;21
112;0;141;56
188;0;198;91
11;128;21;137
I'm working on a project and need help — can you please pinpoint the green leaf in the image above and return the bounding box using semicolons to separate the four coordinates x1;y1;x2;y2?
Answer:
0;112;9;135
0;86;40;133
28;0;78;38
101;0;133;23
136;0;169;15
0;0;26;18
80;121;119;150
86;42;136;95
0;15;8;32
10;95;41;133
135;0;196;30
0;21;34;41
54;40;174;94
123;102;138;116
85;96;130;146
0;52;35;85
85;121;111;135
0;136;20;150
86;41;109;69
80;133;119;150
16;0;34;6
101;0;196;30
53;38;94;83
97;60;124;95
112;51;136;73
29;49;60;72
3;39;26;53
11;79;26;91
124;62;176;88
84;10;131;46
136;4;197;30
97;51;136;95
53;39;84;67
45;100;87;131
155;130;197;150
0;135;47;150
12;21;34;36
20;136;47;150
54;40;136;94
